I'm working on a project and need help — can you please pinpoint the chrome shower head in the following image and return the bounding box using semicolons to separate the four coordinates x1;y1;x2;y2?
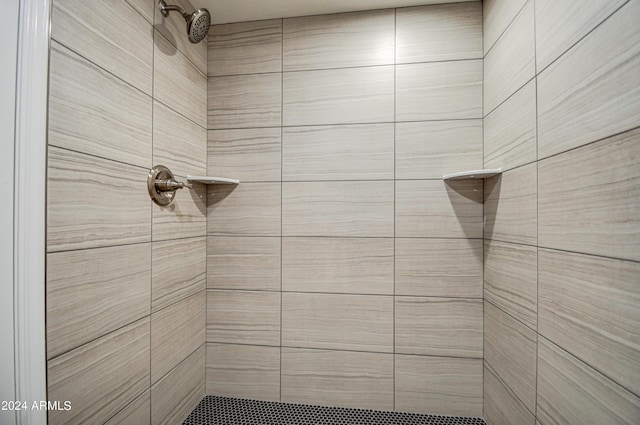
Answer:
158;0;211;43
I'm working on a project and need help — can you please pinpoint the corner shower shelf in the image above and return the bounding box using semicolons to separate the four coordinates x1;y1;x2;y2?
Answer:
187;176;240;184
443;169;502;181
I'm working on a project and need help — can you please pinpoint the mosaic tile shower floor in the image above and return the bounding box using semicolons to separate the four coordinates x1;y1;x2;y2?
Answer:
182;396;487;425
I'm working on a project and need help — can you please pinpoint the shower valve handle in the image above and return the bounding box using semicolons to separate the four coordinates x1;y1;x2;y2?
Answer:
155;179;186;192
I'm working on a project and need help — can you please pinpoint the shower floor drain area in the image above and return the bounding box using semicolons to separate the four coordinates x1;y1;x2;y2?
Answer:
182;396;487;425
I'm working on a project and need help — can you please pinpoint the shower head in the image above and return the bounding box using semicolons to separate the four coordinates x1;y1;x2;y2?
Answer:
158;0;211;43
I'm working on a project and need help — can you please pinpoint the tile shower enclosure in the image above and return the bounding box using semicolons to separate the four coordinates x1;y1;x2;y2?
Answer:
45;0;640;424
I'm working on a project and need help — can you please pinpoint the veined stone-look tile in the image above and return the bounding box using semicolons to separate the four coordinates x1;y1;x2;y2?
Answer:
484;240;537;331
153;0;207;74
47;319;150;425
208;73;281;130
126;0;154;23
537;337;640;425
207;236;281;291
395;355;483;417
483;80;536;171
282;237;394;295
484;301;537;413
535;0;627;71
207;183;281;236
281;348;393;410
46;243;151;359
282;181;394;237
154;101;207;178
152;181;206;241
484;364;535;425
539;248;640;396
483;0;528;54
283;66;394;126
283;124;394;181
51;0;153;94
152;237;206;312
151;346;205;425
395;297;483;358
395;238;483;298
206;343;280;401
537;0;640;159
538;128;640;261
396;120;482;180
154;31;207;128
48;42;152;168
484;163;537;245
396;180;483;239
484;1;534;115
47;147;151;252
283;9;394;71
396;60;482;121
151;291;206;384
206;290;280;346
104;390;150;425
208;128;281;183
396;2;482;63
208;19;282;76
282;292;393;353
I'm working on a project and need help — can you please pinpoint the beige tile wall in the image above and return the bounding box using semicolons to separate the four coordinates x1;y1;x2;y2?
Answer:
483;0;640;424
46;0;206;423
206;4;483;416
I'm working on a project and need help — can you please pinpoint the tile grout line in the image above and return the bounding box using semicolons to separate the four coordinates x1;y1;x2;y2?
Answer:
533;0;540;420
392;7;397;410
279;17;284;403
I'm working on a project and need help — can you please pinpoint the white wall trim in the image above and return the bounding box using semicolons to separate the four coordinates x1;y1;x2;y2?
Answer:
13;0;50;423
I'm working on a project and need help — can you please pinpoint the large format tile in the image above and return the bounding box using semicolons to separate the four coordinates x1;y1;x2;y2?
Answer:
152;237;206;312
48;42;152;168
484;240;537;330
395;297;483;358
153;181;206;241
206;290;280;346
51;0;153;94
151;291;205;384
282;237;394;295
47;147;150;252
206;343;280;401
282;348;393;410
208;128;281;182
282;293;393;353
151;346;205;425
208;73;281;129
539;249;640;396
154;0;207;74
46;243;151;359
537;337;640;425
483;80;536;171
395;238;482;298
484;301;537;413
396;60;482;121
48;319;150;425
207;236;281;291
283;181;394;237
283;9;394;71
208;19;282;76
396;3;482;63
484;1;534;114
396;120;482;180
535;0;627;71
126;0;154;23
537;0;640;158
283;66;394;126
154;31;207;127
395;180;483;239
395;355;482;417
207;183;281;236
484;163;537;245
538;128;640;261
154;101;207;178
484;364;535;425
283;124;394;181
483;0;528;54
104;390;150;425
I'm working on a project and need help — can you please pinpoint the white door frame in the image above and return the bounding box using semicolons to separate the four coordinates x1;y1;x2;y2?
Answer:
13;0;50;423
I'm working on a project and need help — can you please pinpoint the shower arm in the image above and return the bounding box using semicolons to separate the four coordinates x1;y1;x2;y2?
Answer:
159;0;189;19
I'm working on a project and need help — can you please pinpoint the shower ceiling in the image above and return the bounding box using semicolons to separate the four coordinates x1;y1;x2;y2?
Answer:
193;0;480;24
